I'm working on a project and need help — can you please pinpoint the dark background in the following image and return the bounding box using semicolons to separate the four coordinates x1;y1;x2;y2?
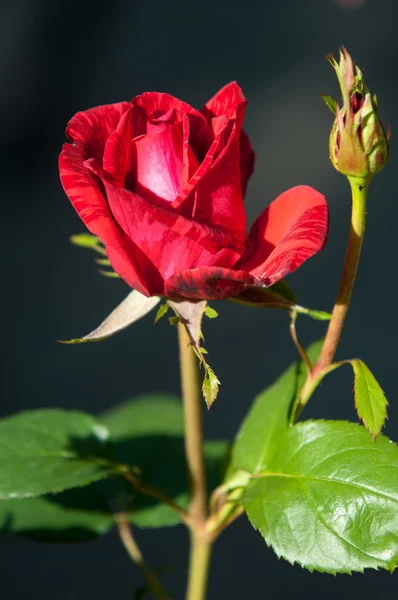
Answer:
1;0;397;597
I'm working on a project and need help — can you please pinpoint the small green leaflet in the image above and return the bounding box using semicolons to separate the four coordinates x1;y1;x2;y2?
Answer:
154;303;169;323
69;233;104;252
204;306;219;319
351;359;388;438
295;306;331;321
98;269;119;278
202;367;220;409
242;420;398;574
168;315;181;326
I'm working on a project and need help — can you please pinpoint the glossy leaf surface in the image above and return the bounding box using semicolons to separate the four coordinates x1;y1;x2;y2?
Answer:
243;420;398;573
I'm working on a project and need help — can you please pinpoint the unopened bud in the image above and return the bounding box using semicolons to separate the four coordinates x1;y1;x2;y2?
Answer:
322;47;389;179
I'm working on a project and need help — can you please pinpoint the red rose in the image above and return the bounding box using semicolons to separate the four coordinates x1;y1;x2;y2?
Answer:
59;82;328;300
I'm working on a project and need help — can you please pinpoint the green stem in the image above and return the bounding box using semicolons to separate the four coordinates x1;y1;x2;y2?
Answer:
297;176;369;415
289;309;312;374
116;515;171;600
185;533;212;600
177;322;211;600
123;471;192;527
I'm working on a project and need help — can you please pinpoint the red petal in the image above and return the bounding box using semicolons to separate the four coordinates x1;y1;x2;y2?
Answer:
133;92;213;162
66;102;131;162
237;185;329;285
59;144;160;296
132;120;184;204
102;106;135;185
202;81;246;122
89;171;243;284
172;117;246;242
202;82;255;198
240;129;255;196
165;266;262;300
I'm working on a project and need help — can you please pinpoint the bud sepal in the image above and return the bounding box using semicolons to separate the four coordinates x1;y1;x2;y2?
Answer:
324;47;389;179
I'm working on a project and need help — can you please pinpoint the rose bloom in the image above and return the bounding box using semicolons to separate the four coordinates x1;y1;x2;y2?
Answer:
59;83;328;300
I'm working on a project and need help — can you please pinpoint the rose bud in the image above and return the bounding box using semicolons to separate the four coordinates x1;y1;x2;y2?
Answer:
323;47;389;179
60;83;329;300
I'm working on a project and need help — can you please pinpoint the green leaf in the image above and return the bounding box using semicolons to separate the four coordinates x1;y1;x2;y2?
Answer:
61;290;160;344
101;394;184;439
95;258;112;266
0;410;114;499
69;233;104;253
321;94;337;115
100;395;228;527
204;306;219;319
0;484;113;543
154;303;169;324
0;398;229;539
242;420;398;574
225;340;323;479
202;367;220;409
98;269;120;278
168;315;181;326
351;359;388;438
295;306;331;321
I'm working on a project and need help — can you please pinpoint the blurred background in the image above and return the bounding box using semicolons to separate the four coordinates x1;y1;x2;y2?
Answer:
1;0;397;597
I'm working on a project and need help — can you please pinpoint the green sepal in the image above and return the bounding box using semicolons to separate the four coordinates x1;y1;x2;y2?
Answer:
321;94;337;115
61;291;160;344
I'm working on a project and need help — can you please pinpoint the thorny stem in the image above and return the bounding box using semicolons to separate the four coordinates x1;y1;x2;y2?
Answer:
177;322;211;600
116;514;171;600
296;176;369;416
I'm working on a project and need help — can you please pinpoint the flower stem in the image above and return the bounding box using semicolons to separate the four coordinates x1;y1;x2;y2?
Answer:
185;532;212;600
177;322;211;600
297;175;369;414
116;514;171;600
315;176;368;371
